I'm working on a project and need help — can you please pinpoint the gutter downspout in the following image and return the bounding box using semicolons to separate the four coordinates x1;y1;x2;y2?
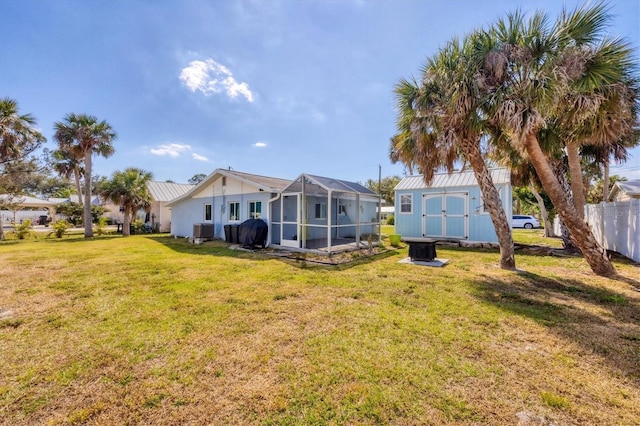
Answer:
267;192;281;247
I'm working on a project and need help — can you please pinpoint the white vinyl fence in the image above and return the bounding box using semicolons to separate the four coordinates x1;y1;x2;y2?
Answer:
584;200;640;263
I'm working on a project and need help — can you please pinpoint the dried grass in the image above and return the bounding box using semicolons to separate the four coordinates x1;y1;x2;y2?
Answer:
1;235;638;425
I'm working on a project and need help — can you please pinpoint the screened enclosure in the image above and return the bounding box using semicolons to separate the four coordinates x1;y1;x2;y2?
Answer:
270;174;381;253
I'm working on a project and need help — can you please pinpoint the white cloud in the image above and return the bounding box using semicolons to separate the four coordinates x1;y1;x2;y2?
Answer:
192;153;208;161
179;59;254;102
254;142;267;148
150;143;191;157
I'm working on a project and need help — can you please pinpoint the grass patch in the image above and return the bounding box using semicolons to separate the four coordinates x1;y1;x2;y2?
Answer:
540;391;570;409
512;229;564;248
0;234;638;425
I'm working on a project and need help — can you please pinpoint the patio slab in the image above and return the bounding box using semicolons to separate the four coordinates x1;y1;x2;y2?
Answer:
398;257;449;267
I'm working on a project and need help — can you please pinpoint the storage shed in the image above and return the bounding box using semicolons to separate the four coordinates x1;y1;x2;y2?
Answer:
394;169;511;243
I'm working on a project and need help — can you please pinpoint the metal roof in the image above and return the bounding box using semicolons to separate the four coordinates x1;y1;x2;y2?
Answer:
395;168;510;190
48;195;101;205
147;181;194;202
166;169;293;207
222;170;292;192
1;194;56;207
283;174;378;196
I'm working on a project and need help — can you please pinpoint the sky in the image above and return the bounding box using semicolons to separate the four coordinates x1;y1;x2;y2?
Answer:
1;0;639;185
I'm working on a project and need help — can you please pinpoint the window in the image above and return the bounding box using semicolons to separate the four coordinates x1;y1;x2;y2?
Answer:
229;202;240;221
400;194;412;214
249;201;262;219
315;203;327;219
204;203;212;221
477;186;503;215
338;204;347;215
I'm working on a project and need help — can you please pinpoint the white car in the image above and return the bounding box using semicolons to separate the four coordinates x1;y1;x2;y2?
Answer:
512;215;540;229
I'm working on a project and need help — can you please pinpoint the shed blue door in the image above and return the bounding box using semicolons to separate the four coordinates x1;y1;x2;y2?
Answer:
444;193;467;239
422;192;468;239
423;194;443;237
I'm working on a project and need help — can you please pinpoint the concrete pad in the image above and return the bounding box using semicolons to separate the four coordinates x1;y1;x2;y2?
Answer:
398;257;449;267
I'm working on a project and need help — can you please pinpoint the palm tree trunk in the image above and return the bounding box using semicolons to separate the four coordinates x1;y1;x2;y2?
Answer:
524;132;615;276
73;168;83;206
83;151;93;238
122;208;131;237
566;141;586;219
529;180;554;237
551;159;578;251
462;139;516;270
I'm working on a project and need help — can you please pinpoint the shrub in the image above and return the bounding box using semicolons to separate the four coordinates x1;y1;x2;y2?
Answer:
94;217;109;236
132;219;145;234
386;215;395;225
49;220;70;238
13;219;35;240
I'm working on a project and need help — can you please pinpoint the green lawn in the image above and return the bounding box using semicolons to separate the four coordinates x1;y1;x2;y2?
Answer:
1;234;638;425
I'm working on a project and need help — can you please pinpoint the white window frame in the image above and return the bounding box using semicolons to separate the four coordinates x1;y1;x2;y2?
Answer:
204;203;212;221
228;202;240;221
338;204;347;215
477;186;504;215
315;202;327;219
400;194;413;214
249;201;262;219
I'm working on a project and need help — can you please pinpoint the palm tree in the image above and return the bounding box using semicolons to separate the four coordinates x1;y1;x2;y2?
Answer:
51;148;85;205
555;39;638;218
0;98;46;240
392;37;517;270
100;167;153;237
54;113;116;238
473;4;638;276
0;98;45;166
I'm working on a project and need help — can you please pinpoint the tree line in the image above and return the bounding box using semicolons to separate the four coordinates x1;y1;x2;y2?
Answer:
0;102;153;239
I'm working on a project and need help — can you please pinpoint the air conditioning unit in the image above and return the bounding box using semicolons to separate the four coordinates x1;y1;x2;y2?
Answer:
193;223;214;240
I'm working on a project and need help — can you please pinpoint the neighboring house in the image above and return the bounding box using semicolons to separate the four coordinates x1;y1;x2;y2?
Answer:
1;194;57;224
393;168;512;243
101;181;194;232
49;194;102;205
146;181;194;232
167;169;380;253
607;181;640;202
380;206;394;222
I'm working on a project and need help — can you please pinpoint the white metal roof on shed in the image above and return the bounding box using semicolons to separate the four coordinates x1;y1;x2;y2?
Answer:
395;168;510;191
147;181;194;202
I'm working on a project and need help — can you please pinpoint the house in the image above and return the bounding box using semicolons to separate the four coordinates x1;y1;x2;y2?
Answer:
146;181;194;232
167;169;381;253
393;168;512;243
166;169;292;241
1;194;57;224
48;194;101;205
607;180;640;202
101;181;194;232
379;205;394;222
